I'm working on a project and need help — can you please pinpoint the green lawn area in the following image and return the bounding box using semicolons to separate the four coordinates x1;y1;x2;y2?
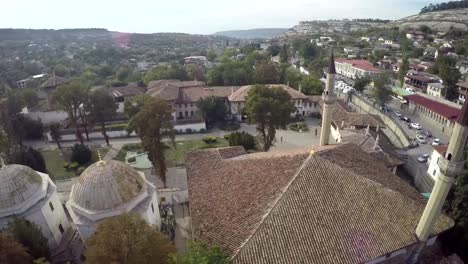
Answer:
41;147;108;180
114;138;229;167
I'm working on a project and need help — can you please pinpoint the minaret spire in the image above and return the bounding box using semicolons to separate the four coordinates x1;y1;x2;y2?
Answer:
319;48;337;146
410;99;468;262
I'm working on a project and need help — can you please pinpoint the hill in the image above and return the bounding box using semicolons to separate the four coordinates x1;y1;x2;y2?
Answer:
390;8;468;32
213;28;288;39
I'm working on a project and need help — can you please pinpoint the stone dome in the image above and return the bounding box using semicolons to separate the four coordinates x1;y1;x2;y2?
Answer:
70;160;145;211
0;164;44;210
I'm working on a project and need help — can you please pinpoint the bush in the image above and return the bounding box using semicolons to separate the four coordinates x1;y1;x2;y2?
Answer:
290;113;304;122
71;144;92;164
127;157;136;163
67;162;79;170
289;122;309;132
199;128;206;133
12;147;47;173
228;131;256;150
202;136;218;144
185;128;193;134
223;134;230;140
76;166;86;175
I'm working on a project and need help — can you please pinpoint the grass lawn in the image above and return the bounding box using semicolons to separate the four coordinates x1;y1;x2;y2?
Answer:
41;147;108;181
114;138;229;167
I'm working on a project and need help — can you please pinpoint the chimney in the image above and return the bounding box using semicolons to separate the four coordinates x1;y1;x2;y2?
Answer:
341;119;345;128
410;99;468;263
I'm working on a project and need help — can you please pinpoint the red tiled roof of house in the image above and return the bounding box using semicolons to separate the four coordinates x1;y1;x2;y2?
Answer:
433;145;448;155
228;84;307;102
187;143;453;264
335;58;382;73
405;94;460;120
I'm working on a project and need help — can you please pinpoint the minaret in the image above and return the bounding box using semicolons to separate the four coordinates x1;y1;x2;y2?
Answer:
319;49;337;146
410;99;468;262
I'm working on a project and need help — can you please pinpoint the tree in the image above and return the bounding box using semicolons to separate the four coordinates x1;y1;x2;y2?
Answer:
255;63;278;84
12;147;47;173
186;64;206;81
70;144;92;165
280;44;289;63
21;89;39;109
7;218;51;260
52;79;89;144
354;77;371;92
398;56;409;87
116;66;131;82
48;123;62;149
88;89;117;146
0;128;9;155
285;67;303;89
0;232;32;264
53;64;70;77
369;74;392;106
300;76;323;95
129;97;175;187
244;85;295;151
227;131;256;150
86;214;175;264
196;96;227;124
300;42;318;62
170;242;230;264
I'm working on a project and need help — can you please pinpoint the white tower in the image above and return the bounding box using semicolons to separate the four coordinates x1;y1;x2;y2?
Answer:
411;99;468;262
319;50;337;146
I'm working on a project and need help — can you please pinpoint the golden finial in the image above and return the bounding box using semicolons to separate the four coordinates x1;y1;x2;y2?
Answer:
97;150;105;165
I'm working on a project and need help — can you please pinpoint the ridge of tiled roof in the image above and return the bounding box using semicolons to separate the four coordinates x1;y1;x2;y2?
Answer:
228;84;308;102
187;144;453;263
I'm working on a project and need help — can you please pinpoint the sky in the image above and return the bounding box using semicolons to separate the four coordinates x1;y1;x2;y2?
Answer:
0;0;447;34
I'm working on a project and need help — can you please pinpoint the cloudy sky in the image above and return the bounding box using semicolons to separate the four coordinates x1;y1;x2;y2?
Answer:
0;0;446;34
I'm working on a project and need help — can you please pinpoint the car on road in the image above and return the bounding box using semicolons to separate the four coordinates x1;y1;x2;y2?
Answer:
419;130;432;138
401;116;411;122
417;154;431;163
410;123;422;130
416;135;427;144
395;111;402;117
432;138;441;146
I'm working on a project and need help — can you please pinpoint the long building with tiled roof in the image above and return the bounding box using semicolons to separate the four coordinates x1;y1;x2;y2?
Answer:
334;58;382;79
186;143;453;264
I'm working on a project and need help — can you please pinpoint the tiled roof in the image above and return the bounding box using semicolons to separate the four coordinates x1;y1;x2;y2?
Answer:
405;74;433;83
433;145;448;155
228;84;308;102
40;75;67;89
324;100;385;129
110;84;146;98
180;86;239;102
0;165;43;210
187;144;453;264
335;58;382;73
405;94;460;120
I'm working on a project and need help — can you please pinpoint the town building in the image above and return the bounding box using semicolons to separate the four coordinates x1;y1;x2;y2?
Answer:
66;160;161;240
457;82;468;104
228;84;319;121
184;56;208;66
456;60;468;75
404;72;441;92
406;30;426;41
405;93;462;136
427;145;448;182
427;83;446;98
40;75;68;108
110;83;147;113
0;164;71;249
16;73;49;89
334;58;382;79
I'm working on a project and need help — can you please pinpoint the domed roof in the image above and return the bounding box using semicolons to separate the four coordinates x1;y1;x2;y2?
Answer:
0;164;43;210
70;160;145;211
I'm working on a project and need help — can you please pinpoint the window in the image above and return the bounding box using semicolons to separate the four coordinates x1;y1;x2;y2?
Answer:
190;103;193;107
58;224;64;234
151;203;155;213
433;169;436;176
49;202;54;211
191;111;194;116
185;111;188;117
184;103;187;108
160;197;166;202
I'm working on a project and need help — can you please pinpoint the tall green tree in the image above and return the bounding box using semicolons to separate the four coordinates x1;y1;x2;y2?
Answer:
196;96;227;124
0;232;32;264
21;89;39;109
285;67;303;89
129;97;175;187
244;85;295;151
369;74;392;106
300;76;323;95
48;123;62;149
7;218;50;260
53;64;70;77
398;56;409;87
88;89;117;146
280;44;289;63
86;214;175;264
170;242;230;264
11;147;47;173
354;77;371;92
255;63;278;84
300;42;318;62
52;79;89;144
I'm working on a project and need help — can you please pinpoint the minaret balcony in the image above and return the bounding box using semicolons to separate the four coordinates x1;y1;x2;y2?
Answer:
438;158;465;178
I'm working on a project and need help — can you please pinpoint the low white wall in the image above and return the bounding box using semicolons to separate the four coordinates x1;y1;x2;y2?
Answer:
174;122;206;133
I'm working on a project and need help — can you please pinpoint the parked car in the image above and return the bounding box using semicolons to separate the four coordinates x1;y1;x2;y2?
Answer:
417;154;431;163
401;116;411;122
416;135;427;144
395;111;402;117
410;123;422;130
432;138;441;146
420;130;432;138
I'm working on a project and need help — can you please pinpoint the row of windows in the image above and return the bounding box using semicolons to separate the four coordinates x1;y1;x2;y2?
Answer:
176;103;194;108
178;111;195;118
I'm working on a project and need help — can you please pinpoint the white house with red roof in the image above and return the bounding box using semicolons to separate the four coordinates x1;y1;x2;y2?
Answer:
427;145;448;183
334;58;382;79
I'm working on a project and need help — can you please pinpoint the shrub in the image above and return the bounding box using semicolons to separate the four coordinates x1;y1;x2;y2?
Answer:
71;144;92;164
202;136;218;144
185;128;193;134
228;131;256;150
127;157;136;163
199;128;206;133
289;122;309;132
12;147;47;173
67;162;79;170
63;162;70;169
223;134;230;140
76;166;86;175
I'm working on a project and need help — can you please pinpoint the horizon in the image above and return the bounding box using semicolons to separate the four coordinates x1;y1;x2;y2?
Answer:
0;0;447;35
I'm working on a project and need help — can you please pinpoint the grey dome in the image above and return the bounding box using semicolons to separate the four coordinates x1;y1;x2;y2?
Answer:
0;165;43;210
70;160;145;211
